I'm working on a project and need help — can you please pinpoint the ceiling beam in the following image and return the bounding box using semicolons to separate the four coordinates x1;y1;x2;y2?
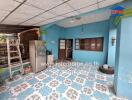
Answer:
0;24;39;33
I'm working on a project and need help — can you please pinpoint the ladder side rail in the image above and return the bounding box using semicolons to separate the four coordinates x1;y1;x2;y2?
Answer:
16;38;24;74
6;37;12;79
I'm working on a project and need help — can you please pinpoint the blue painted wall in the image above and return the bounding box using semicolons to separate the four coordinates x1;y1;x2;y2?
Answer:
107;18;117;68
107;1;132;68
41;20;109;65
114;17;132;99
60;20;109;65
41;25;64;60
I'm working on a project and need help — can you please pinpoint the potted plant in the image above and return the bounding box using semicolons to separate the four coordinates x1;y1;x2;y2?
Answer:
0;68;6;86
40;29;48;40
46;50;52;55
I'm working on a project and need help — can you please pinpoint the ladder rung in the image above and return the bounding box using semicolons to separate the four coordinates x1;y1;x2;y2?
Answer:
10;56;20;60
10;63;21;68
12;69;21;73
9;44;18;46
10;62;29;68
6;38;23;79
23;61;30;65
10;51;18;53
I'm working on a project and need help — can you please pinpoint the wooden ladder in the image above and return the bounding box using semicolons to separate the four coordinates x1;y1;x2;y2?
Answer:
6;36;23;79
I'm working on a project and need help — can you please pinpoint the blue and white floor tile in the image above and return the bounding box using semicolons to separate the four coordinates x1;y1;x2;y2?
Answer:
0;62;128;100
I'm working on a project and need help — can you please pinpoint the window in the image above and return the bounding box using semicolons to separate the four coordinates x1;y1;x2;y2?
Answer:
75;37;104;51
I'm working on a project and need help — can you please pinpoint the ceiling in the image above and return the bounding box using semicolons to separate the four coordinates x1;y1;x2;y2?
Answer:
57;10;111;28
0;0;124;27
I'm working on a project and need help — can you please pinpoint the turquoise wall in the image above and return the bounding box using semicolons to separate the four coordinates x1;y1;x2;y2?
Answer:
114;17;132;99
41;20;109;65
107;29;117;67
41;25;64;60
107;18;117;68
60;20;109;65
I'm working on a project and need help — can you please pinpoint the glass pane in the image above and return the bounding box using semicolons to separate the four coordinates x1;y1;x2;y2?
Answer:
60;45;65;49
60;40;65;43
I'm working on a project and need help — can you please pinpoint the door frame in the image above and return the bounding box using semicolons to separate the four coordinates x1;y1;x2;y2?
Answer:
58;38;73;60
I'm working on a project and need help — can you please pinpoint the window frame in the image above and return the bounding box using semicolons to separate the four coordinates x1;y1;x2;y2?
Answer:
75;37;104;52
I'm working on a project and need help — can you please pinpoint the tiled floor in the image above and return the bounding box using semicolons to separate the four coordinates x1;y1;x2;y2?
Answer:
0;62;128;100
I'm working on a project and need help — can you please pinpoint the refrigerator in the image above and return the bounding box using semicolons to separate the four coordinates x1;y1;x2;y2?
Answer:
29;40;47;73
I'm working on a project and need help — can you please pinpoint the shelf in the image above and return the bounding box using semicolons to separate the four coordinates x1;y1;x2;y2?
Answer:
0;60;30;68
0;64;8;68
10;56;20;60
0;45;7;47
0;44;23;48
0;56;8;60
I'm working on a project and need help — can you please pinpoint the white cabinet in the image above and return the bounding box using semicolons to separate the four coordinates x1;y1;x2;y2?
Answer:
47;55;54;65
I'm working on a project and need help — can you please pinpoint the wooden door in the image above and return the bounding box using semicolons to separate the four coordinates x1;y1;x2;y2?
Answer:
59;39;66;59
66;39;73;60
59;39;73;60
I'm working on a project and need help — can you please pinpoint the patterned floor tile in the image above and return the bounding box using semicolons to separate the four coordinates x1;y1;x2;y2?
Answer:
82;87;94;96
48;80;60;89
79;94;91;100
0;62;128;100
39;86;52;96
65;87;79;100
75;76;85;85
71;82;82;90
33;82;44;90
95;74;107;81
0;86;8;94
94;82;109;94
25;92;44;100
35;73;48;81
10;82;31;96
48;92;60;100
56;84;68;93
63;78;72;86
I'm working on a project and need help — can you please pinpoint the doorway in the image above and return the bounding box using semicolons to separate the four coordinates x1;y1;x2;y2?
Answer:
59;39;73;60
